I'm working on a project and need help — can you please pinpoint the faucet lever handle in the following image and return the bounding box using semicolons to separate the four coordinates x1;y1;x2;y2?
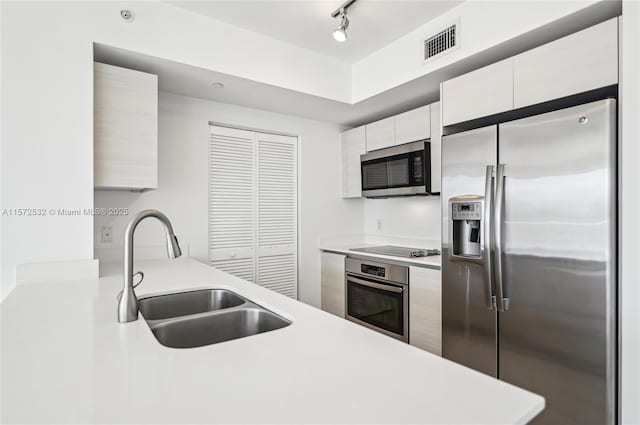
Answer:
132;271;144;287
116;271;145;301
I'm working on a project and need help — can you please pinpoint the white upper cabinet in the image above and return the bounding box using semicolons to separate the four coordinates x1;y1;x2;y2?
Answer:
365;116;395;151
395;105;430;145
94;63;158;190
429;102;442;193
514;18;618;109
341;126;366;198
366;105;433;152
441;58;514;126
441;19;619;126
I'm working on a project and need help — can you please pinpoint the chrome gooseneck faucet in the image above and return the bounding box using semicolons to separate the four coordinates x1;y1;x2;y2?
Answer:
118;209;182;323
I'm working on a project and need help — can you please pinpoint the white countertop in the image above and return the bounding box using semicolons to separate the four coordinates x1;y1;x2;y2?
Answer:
1;257;542;424
320;244;442;269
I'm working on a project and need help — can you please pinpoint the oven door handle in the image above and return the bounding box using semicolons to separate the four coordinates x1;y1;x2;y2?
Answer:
347;275;404;293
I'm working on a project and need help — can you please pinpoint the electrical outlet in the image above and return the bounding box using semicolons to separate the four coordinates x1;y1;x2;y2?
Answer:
101;225;113;244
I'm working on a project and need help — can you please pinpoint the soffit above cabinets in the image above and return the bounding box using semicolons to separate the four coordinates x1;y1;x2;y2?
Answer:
168;1;463;64
95;1;620;127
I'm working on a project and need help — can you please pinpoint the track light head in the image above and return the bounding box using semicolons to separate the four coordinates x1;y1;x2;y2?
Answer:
333;11;349;42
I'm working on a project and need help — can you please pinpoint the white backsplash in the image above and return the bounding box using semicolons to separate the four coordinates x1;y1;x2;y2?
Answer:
363;196;441;249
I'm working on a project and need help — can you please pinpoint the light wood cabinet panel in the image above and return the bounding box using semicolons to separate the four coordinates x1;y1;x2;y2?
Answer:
321;252;346;317
409;266;441;355
341;126;366;198
514;18;618;109
395;105;430;146
441;58;514;126
429;102;441;193
365;116;395;152
94;62;158;190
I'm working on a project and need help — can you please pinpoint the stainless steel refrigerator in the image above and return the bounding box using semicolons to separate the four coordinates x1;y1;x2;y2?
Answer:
441;99;617;425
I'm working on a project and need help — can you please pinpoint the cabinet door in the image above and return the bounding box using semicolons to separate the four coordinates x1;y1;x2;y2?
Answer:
441;58;514;126
429;102;441;193
256;133;298;299
209;127;298;299
321;252;346;317
409;266;441;355
514;18;618;109
365;116;395;152
341;126;366;198
209;126;256;283
94;63;158;189
395;105;430;146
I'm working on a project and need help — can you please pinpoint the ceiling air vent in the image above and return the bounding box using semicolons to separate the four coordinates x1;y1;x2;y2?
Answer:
424;23;458;62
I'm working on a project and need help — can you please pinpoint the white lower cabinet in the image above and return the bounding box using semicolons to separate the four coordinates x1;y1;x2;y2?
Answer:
321;252;346;317
409;266;442;355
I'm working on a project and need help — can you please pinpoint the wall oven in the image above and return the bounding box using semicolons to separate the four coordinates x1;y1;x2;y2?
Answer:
360;140;437;198
345;258;409;342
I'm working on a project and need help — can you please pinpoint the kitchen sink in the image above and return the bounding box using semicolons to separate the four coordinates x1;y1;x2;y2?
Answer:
150;308;291;348
138;289;291;348
139;289;245;320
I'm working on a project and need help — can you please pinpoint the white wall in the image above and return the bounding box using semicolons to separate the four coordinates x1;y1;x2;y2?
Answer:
1;2;95;301
352;1;600;102
94;92;363;307
0;0;350;301
620;2;640;424
363;198;441;247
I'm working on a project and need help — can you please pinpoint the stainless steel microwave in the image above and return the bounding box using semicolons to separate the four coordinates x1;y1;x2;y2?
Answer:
360;140;439;198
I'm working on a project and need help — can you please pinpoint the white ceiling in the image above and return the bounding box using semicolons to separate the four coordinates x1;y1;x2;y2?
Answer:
168;0;463;63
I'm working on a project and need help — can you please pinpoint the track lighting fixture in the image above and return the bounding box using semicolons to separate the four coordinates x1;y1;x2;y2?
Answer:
331;0;357;43
333;10;349;42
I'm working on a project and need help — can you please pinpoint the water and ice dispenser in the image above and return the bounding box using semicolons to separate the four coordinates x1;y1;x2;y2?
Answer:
449;196;484;259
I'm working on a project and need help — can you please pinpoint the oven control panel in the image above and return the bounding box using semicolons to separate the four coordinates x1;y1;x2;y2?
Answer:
361;264;386;278
345;257;409;286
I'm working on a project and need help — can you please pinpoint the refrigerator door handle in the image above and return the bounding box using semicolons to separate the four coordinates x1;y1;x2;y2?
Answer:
494;163;510;312
483;165;496;310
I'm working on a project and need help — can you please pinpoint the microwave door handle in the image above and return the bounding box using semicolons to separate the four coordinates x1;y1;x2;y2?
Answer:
347;276;404;293
494;164;509;312
483;165;496;310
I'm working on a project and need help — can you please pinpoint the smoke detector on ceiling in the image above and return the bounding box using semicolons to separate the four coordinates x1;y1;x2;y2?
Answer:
423;20;460;63
120;9;134;23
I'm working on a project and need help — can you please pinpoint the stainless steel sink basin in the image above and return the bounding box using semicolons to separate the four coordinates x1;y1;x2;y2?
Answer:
150;308;291;348
138;289;291;348
139;289;245;320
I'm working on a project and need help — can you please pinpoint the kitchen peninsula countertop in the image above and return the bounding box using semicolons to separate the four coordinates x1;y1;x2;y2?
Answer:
1;258;542;424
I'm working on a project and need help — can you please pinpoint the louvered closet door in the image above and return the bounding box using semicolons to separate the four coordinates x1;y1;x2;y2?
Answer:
209;126;298;298
257;133;298;298
209;126;256;282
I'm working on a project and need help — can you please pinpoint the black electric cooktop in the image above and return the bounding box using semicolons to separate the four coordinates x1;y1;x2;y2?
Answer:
351;245;440;258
